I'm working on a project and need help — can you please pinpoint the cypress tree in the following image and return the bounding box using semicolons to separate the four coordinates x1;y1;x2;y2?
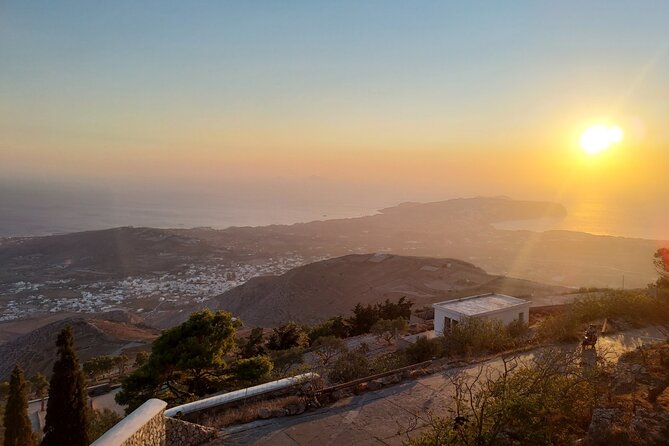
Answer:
3;364;35;446
42;326;89;446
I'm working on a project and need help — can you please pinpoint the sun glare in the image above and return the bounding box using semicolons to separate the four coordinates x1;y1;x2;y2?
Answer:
579;124;623;155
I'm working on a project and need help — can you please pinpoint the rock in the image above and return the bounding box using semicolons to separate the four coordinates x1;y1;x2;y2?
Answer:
331;390;345;400
380;374;401;385
367;379;383;391
587;408;628;445
284;401;306;416
354;383;367;394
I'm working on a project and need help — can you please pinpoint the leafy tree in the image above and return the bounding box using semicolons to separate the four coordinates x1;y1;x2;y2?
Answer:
347;297;414;336
229;356;273;382
267;322;308;351
270;347;305;376
308;316;350;343
404;337;444;364
42;326;89;446
377;296;413;321
444;317;512;356
30;373;49;412
239;327;266;359
3;365;35;446
328;345;371;383
371;318;408;345
654;248;669;288
0;382;9;400
312;335;347;366
134;351;149;367
83;356;114;382
86;408;121;442
116;310;237;411
114;354;129;377
347;303;380;336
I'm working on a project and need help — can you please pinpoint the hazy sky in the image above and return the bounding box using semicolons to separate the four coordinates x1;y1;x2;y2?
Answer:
2;1;669;203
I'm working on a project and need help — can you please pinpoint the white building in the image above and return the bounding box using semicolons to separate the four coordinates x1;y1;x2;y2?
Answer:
433;293;530;336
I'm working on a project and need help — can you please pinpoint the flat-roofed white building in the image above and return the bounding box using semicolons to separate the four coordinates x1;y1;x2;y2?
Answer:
433;293;530;336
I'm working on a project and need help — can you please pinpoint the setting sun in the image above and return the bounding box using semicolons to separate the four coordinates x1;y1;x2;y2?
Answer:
580;124;623;155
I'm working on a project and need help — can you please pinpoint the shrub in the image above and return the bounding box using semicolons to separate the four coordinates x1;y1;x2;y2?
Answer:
308;317;350;343
506;318;530;339
87;408;122;442
267;322;309;351
230;356;273;383
270;347;305;376
328;346;371;383
444;317;513;356
312;336;347;366
371;318;409;345
404;337;444;364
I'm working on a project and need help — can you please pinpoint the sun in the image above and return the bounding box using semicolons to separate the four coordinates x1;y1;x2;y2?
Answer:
579;124;623;155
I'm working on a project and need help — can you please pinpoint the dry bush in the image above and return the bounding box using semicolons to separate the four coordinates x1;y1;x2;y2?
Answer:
200;395;305;429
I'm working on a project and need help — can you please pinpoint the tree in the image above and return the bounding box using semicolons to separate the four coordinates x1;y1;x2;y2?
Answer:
328;345;371;383
404;349;604;446
114;354;129;377
270;347;305;376
308;316;350;343
371;318;408;345
86;408;121;442
347;303;380;336
30;373;49;412
116;310;237;411
654;248;669;288
312;335;347;366
3;365;35;446
239;327;266;359
229;356;273;383
134;351;149;367
267;322;308;351
377;296;413;320
404;337;443;364
42;326;89;446
0;382;9;400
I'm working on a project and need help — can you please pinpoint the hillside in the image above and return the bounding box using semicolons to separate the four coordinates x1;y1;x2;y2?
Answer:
211;253;568;326
0;311;158;380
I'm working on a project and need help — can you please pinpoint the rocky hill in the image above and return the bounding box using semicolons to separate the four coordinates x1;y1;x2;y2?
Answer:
210;253;568;327
0;311;158;380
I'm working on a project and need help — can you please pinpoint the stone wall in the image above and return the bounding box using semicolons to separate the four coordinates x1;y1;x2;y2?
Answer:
119;410;166;446
92;399;167;446
166;417;217;446
91;398;216;446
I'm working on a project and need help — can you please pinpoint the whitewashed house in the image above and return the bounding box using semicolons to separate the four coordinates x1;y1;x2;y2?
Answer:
433;293;530;336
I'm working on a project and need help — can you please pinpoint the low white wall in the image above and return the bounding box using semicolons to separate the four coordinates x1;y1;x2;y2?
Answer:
90;399;167;446
165;372;319;417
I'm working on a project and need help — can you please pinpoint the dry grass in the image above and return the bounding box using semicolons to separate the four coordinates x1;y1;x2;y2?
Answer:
197;395;305;429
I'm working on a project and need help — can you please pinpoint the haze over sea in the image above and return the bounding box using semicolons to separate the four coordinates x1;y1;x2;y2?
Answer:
1;179;667;241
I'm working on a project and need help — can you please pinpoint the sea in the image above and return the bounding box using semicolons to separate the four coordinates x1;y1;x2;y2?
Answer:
1;181;667;241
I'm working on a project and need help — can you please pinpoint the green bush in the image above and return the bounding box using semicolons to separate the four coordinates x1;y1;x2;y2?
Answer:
230;356;273;382
308;316;350;343
404;337;444;364
328;346;371;383
444;317;513;356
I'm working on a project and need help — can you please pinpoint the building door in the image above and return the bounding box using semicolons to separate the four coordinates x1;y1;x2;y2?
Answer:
518;312;524;323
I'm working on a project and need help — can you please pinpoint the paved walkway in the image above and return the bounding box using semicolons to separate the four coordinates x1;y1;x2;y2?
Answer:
215;327;665;446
